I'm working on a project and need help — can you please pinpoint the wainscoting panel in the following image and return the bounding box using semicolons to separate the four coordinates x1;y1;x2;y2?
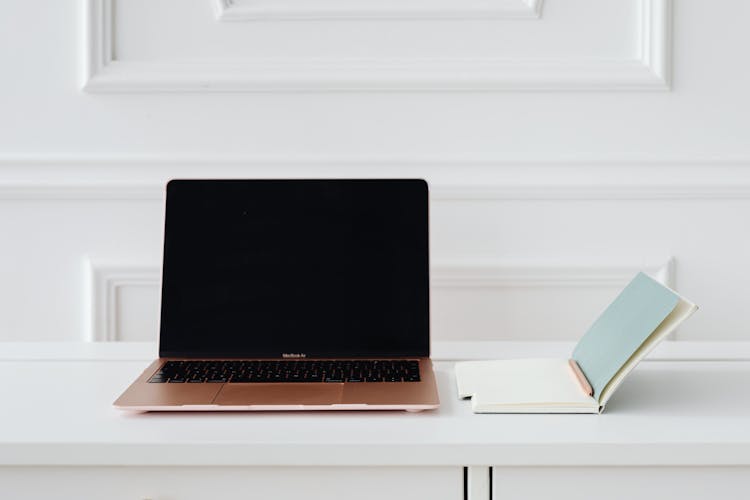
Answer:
431;260;672;341
0;160;748;342
86;257;160;341
83;0;670;91
2;1;750;344
213;0;545;20
83;259;673;343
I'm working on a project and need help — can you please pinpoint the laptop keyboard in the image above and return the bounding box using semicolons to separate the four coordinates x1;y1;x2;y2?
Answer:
148;359;421;384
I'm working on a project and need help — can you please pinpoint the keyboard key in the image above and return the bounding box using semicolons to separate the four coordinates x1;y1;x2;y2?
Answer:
156;359;420;384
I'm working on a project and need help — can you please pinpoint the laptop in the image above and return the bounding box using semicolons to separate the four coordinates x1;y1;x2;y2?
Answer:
114;179;440;411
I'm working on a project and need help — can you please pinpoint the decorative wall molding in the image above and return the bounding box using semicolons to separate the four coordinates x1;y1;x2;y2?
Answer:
3;157;750;201
0;184;162;201
214;0;543;21
11;182;750;201
430;258;680;341
639;0;672;87
82;0;671;92
85;257;160;341
431;259;674;289
80;257;673;341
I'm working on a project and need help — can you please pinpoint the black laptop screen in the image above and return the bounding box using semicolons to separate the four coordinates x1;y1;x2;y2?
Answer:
159;179;430;358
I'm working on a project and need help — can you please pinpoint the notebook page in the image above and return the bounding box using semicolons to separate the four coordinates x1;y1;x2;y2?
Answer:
598;297;697;408
456;358;595;406
572;272;679;399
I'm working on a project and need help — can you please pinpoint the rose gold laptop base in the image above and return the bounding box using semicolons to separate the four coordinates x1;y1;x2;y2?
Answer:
114;358;439;412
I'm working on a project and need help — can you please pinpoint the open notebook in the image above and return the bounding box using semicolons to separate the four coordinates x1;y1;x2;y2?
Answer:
455;272;698;413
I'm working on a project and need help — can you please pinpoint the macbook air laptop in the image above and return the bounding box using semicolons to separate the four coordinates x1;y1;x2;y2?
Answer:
114;179;440;411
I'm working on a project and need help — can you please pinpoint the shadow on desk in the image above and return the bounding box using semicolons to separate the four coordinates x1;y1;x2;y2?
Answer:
604;362;750;417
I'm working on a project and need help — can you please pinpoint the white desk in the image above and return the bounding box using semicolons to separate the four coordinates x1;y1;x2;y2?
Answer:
2;342;750;500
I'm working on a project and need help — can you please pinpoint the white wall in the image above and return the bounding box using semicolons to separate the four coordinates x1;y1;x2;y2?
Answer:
1;0;749;342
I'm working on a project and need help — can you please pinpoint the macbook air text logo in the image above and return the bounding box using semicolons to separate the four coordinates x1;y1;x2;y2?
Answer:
282;353;307;358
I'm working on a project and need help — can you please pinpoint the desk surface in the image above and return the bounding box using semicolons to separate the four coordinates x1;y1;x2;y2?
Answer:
2;341;750;467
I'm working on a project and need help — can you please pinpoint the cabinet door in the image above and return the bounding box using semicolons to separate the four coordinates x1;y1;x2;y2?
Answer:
493;466;750;500
1;466;462;500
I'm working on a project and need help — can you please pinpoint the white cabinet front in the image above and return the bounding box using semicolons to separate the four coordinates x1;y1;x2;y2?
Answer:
1;466;463;500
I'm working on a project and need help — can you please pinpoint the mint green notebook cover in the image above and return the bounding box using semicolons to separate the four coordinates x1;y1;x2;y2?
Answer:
572;272;679;399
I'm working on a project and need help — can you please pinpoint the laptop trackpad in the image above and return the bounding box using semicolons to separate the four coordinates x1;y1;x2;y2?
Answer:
213;383;344;406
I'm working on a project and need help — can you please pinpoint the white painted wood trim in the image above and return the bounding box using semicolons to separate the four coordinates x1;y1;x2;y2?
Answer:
81;0;671;92
431;341;750;361
7;180;750;201
0;342;159;361
83;258;672;303
85;257;160;342
5;442;750;467
81;0;110;89
431;259;673;289
3;341;750;362
434;183;750;201
78;257;674;343
431;258;681;342
214;0;543;21
3;157;749;201
640;0;672;88
466;466;491;500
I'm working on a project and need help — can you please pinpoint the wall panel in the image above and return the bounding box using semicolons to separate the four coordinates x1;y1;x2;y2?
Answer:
1;159;747;341
84;0;669;91
1;0;749;342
